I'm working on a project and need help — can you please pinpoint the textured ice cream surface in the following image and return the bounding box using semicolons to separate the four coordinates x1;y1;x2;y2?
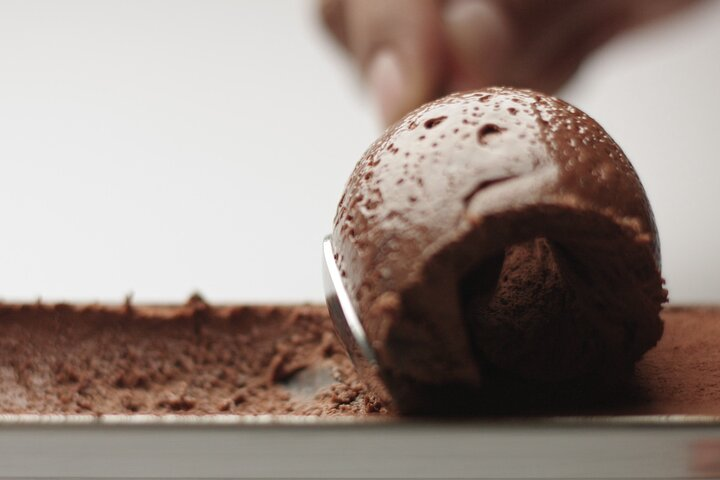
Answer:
0;301;717;417
0;296;385;416
332;88;666;413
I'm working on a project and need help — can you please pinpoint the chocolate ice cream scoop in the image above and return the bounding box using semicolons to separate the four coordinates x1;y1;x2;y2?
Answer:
328;88;667;414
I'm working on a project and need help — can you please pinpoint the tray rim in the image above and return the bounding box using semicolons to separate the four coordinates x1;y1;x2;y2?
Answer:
0;413;719;428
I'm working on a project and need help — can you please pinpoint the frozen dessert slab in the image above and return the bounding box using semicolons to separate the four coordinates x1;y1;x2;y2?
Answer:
0;299;718;417
0;297;383;416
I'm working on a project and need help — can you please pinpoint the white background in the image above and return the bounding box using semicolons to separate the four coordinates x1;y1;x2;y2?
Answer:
0;0;718;304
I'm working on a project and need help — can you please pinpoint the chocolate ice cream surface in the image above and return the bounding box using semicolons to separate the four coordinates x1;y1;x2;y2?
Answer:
0;296;383;416
332;88;666;412
0;298;718;417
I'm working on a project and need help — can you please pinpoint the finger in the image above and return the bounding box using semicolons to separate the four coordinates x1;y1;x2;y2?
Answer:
443;0;602;93
625;0;701;25
443;0;587;92
344;0;446;125
507;0;695;92
442;0;515;92
442;0;700;95
507;1;629;92
319;0;349;50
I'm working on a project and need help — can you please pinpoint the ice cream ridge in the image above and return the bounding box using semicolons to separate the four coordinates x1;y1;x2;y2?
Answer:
332;87;667;414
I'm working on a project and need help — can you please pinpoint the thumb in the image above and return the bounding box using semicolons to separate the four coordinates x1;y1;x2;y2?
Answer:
345;0;445;125
442;0;514;92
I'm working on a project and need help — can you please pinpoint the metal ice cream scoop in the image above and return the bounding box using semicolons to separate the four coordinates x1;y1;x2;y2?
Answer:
322;235;377;366
322;236;390;401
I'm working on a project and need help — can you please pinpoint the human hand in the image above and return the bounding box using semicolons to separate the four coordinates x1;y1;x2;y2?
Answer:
321;0;696;125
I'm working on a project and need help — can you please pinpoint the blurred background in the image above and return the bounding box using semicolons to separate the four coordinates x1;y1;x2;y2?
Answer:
0;0;718;304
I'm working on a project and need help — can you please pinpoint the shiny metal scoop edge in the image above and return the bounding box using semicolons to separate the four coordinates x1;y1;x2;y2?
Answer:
322;235;378;366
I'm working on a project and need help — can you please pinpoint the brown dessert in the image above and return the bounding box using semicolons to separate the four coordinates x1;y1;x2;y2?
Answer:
0;299;716;417
0;296;384;416
332;88;666;413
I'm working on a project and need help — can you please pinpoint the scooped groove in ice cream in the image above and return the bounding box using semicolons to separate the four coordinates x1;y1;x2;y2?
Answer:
332;88;667;414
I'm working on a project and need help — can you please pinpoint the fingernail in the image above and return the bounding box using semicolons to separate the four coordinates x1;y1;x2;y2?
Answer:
367;49;405;125
443;0;510;83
